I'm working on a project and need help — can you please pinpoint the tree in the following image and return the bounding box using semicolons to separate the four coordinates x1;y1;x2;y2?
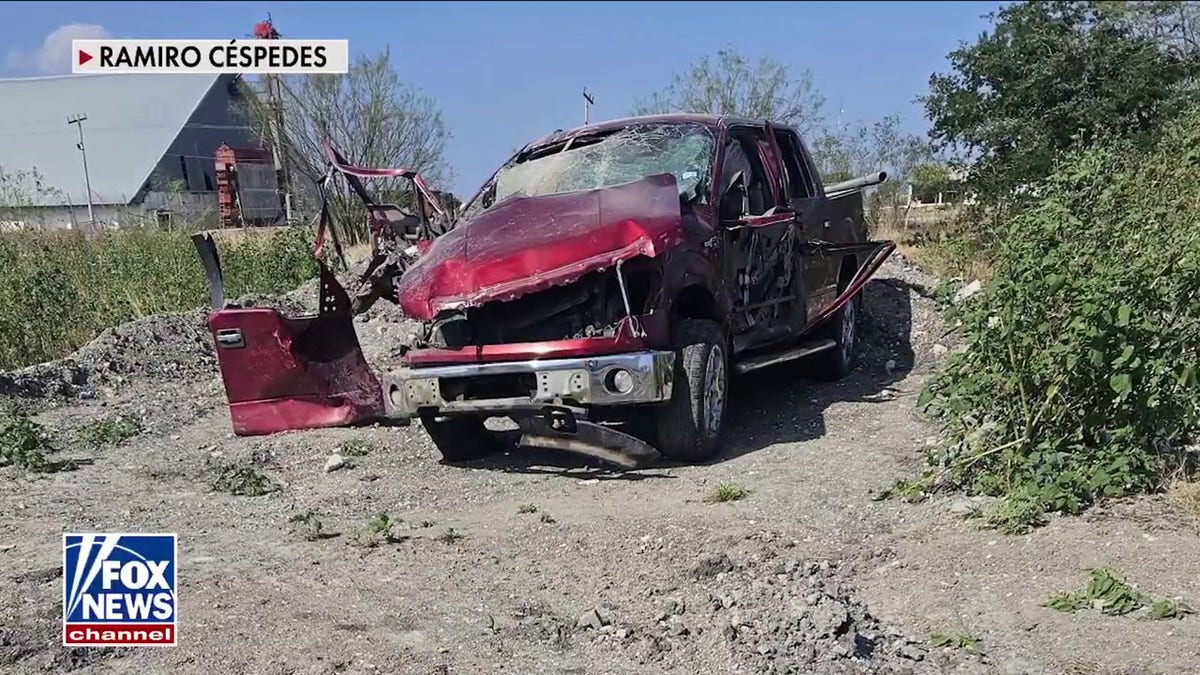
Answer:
808;114;932;200
909;162;956;203
1104;0;1200;60
632;47;827;138
0;166;65;228
239;48;452;242
922;1;1200;198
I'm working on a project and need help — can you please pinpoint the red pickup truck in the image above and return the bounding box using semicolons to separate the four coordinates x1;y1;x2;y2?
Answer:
194;114;894;468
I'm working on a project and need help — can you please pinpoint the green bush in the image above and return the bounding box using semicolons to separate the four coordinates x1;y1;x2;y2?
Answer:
902;107;1200;533
0;225;318;370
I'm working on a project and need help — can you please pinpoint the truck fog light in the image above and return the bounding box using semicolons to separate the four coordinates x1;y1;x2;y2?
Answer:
605;368;635;395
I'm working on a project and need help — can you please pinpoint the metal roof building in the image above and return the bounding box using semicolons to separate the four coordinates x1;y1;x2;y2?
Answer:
0;72;270;227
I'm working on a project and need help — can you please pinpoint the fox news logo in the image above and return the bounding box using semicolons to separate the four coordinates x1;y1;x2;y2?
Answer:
63;533;177;647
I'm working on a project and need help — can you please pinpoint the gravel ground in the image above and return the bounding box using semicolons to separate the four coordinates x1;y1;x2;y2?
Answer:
2;252;1197;675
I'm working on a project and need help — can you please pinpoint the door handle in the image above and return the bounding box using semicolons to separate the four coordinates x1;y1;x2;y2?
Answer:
215;328;245;349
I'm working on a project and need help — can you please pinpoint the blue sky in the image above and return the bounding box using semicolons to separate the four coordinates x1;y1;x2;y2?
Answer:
0;1;1001;197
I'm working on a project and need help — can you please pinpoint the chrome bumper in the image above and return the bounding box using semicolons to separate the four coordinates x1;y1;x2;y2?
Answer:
383;351;675;419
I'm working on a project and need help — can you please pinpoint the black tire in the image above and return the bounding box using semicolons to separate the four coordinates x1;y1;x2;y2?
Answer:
654;319;729;463
420;413;499;463
811;294;860;381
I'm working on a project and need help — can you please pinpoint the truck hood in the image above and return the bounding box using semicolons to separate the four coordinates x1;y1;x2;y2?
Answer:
396;173;685;320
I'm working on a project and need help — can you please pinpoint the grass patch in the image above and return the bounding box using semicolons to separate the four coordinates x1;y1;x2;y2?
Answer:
1045;568;1194;620
434;527;466;544
0;407;53;472
0;224;319;370
929;632;983;653
207;458;280;497
517;503;538;514
339;438;372;457
704;481;752;504
1167;480;1200;534
353;513;403;548
76;415;142;449
286;510;326;541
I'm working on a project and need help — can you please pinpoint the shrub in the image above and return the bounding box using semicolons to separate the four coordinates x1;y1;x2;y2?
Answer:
77;415;142;449
902;107;1200;533
0;407;53;471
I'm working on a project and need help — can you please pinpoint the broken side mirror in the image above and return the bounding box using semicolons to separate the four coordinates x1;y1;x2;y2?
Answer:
720;171;748;224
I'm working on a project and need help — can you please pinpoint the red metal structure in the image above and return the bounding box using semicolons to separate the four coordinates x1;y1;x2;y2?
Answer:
214;143;278;228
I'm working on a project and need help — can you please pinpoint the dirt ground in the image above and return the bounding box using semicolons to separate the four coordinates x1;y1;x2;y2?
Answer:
2;254;1198;675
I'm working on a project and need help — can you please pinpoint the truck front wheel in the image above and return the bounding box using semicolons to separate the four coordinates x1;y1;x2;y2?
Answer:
655;319;728;463
419;413;499;463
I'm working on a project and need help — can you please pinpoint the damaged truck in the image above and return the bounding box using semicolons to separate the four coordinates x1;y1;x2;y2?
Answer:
193;114;894;468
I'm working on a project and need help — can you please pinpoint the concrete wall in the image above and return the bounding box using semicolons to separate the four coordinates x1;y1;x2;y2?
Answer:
0;191;219;230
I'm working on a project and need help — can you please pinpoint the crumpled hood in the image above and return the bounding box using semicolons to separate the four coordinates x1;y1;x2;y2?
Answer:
396;173;685;320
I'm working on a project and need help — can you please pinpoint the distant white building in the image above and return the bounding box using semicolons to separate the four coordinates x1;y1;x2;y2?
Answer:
0;72;281;229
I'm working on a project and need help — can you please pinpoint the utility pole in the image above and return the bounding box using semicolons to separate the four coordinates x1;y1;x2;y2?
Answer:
67;114;95;225
583;88;594;125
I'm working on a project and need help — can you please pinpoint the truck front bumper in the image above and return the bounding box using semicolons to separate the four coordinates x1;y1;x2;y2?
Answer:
383;350;676;419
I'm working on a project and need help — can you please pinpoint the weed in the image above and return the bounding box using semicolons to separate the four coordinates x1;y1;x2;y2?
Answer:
1044;568;1194;619
539;512;557;524
340;438;372;457
929;632;982;652
435;527;466;544
517;503;538;514
419;520;436;528
287;510;325;541
207;459;280;497
77;415;142;449
704;481;752;504
0;408;52;472
1167;480;1200;534
902;109;1200;533
354;513;402;548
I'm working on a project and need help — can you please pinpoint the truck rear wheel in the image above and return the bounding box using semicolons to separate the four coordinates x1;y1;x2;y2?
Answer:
655;319;728;463
419;413;499;463
811;294;860;381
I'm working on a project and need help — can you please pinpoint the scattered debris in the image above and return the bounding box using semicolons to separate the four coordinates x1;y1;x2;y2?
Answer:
577;607;611;630
953;279;982;303
324;454;348;473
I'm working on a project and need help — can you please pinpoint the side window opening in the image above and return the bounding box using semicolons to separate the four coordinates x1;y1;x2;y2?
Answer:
723;129;772;217
773;130;815;201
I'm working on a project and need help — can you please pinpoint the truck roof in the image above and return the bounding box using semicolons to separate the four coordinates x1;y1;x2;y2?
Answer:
525;113;777;152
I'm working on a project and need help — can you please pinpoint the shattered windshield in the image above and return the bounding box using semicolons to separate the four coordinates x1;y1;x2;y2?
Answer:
464;123;715;219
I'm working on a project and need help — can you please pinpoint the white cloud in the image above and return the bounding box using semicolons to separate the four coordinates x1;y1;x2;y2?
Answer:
5;23;113;75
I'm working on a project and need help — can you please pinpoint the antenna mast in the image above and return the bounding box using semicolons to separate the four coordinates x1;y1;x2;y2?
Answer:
254;14;293;223
583;88;595;125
